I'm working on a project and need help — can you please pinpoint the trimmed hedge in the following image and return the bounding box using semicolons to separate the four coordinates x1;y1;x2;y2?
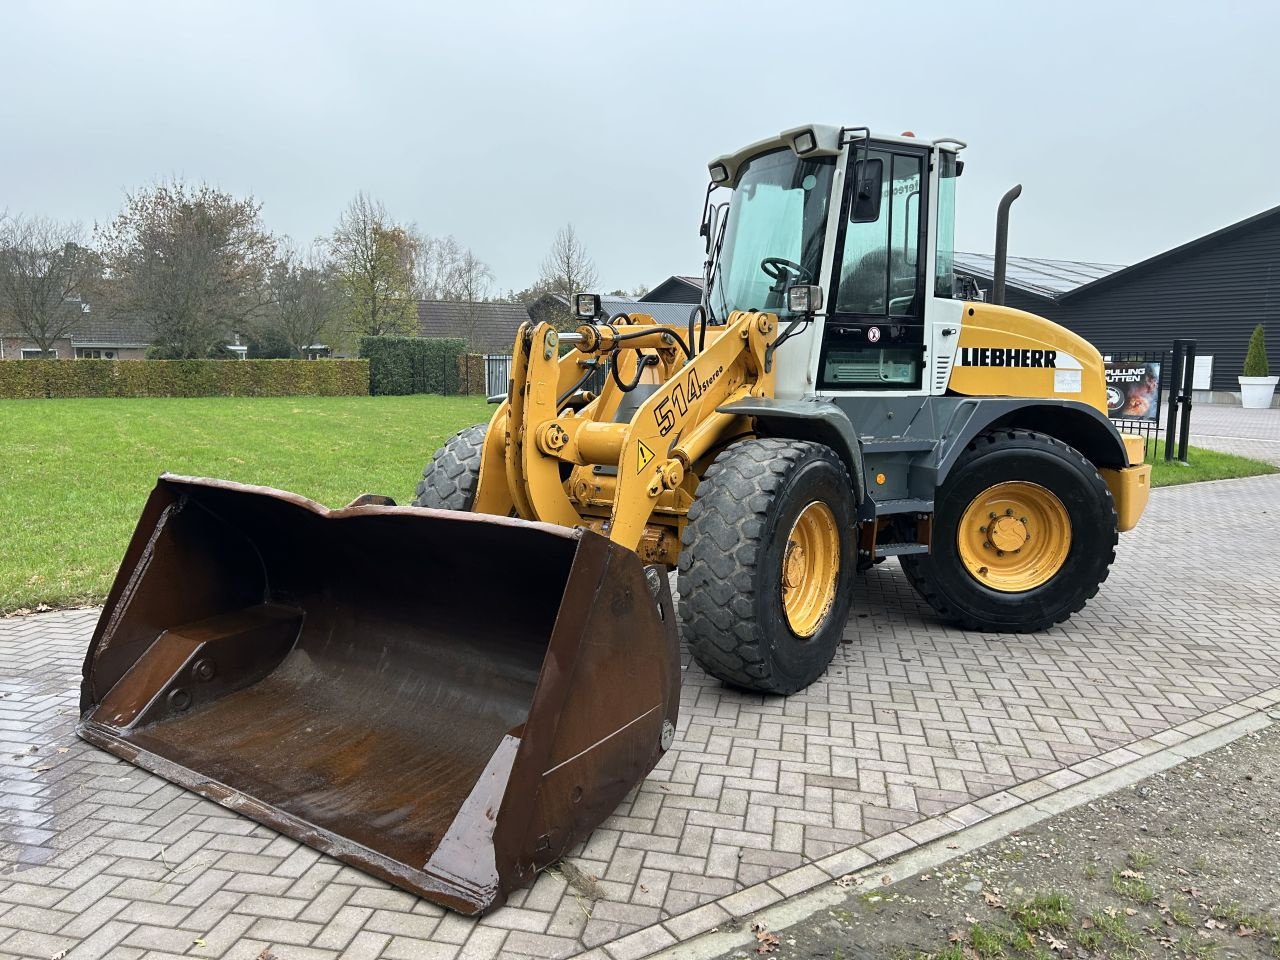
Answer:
360;336;469;395
0;359;369;399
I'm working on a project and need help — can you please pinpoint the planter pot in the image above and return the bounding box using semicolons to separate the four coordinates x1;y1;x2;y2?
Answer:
1239;375;1280;409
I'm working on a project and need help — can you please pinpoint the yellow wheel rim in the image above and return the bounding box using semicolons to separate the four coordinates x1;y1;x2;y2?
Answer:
956;481;1072;593
781;501;841;637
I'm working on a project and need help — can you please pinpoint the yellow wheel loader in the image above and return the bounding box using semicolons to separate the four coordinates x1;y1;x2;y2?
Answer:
78;125;1151;915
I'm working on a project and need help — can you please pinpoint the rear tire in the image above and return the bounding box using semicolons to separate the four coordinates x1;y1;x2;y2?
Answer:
412;424;488;511
678;439;858;695
901;428;1117;632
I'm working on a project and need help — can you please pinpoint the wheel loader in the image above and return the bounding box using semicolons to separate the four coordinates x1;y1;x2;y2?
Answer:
78;125;1150;915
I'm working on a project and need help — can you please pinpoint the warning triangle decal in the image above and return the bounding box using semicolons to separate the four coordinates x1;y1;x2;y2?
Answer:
636;440;656;473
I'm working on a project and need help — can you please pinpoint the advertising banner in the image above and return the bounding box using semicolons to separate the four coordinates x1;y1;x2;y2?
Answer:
1105;361;1161;421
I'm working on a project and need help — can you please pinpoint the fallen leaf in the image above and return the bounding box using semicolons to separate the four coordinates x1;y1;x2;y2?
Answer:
833;875;858;888
50;952;68;960
1205;918;1227;930
946;842;960;849
255;950;277;960
1175;866;1190;876
1237;925;1256;937
35;603;51;612
192;938;206;947
880;874;892;885
1042;933;1069;953
1181;885;1202;899
1080;917;1095;930
1104;907;1120;919
948;930;965;943
982;891;1004;909
751;920;768;933
34;765;53;773
1125;907;1138;916
1119;869;1144;879
755;929;780;954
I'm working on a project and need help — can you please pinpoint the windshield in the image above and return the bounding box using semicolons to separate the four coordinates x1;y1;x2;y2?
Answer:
709;150;836;317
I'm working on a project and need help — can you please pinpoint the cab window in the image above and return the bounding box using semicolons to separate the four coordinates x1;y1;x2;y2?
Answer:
835;152;923;316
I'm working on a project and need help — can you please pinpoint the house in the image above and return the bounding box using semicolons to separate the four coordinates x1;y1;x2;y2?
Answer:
641;275;703;304
955;204;1280;395
525;293;700;331
0;302;151;360
416;300;533;354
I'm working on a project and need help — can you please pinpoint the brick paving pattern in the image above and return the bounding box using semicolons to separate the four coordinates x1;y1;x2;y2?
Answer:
1190;404;1280;464
3;472;1280;959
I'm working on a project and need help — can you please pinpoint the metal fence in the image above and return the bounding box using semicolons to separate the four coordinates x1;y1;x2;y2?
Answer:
1104;339;1196;462
484;353;608;399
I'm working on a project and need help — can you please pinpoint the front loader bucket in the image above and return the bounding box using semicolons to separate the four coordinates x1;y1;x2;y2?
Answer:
77;475;680;915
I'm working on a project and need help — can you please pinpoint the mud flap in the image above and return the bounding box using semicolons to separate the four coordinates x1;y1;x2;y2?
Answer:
77;475;680;915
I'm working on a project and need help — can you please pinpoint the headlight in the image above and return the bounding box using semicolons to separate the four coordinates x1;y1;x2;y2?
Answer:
786;284;823;315
574;293;601;320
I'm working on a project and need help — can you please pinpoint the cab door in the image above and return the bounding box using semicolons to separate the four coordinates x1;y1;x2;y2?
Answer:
818;145;928;391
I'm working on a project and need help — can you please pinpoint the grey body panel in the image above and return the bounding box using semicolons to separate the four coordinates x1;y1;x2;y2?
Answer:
720;396;1129;515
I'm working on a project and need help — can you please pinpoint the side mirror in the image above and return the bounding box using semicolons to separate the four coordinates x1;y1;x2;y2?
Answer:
850;158;883;223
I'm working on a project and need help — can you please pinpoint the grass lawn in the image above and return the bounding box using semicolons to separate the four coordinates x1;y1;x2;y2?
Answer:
1148;440;1277;486
1;397;1275;613
0;395;491;613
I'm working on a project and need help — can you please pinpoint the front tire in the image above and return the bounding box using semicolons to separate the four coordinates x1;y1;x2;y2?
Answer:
678;439;858;695
901;428;1117;632
412;424;487;510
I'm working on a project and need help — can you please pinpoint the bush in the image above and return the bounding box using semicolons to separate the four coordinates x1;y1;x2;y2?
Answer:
0;359;369;399
359;336;468;395
1243;324;1270;377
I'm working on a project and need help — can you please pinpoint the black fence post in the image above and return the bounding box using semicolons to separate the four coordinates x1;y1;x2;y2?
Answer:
1164;343;1185;463
1176;339;1196;463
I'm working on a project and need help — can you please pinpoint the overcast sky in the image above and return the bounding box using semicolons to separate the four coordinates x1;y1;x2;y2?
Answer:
3;0;1277;295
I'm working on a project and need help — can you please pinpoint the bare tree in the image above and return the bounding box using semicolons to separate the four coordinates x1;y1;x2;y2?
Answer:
264;241;341;358
0;215;98;357
328;193;419;339
539;223;598;302
97;180;275;358
415;234;493;305
453;248;495;351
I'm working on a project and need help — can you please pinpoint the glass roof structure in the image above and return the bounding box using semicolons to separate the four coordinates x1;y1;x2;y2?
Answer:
953;252;1126;298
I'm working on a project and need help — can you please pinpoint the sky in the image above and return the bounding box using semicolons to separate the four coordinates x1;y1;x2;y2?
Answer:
2;0;1278;296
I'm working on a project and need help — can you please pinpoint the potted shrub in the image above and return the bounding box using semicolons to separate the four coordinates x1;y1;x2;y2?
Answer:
1239;324;1278;408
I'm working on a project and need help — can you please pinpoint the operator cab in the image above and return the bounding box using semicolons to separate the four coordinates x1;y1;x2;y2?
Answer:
704;125;963;399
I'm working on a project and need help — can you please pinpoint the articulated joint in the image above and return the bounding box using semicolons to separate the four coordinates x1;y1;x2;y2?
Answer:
537;421;570;455
646;459;684;498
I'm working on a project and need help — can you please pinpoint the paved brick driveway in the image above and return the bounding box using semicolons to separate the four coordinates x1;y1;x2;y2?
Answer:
3;473;1280;960
1190;403;1280;464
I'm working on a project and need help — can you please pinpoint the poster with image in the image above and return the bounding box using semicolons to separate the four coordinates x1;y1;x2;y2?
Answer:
1105;361;1161;421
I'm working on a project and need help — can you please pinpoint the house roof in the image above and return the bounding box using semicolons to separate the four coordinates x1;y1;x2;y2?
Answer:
639;275;703;302
1056;202;1280;301
417;300;530;353
599;297;699;328
0;299;153;346
70;309;152;347
953;252;1126;299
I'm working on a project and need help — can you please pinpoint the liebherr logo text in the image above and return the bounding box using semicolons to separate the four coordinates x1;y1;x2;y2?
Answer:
958;347;1057;368
654;365;724;435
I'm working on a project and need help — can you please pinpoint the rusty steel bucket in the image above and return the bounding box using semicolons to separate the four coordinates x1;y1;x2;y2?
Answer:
77;475;680;915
